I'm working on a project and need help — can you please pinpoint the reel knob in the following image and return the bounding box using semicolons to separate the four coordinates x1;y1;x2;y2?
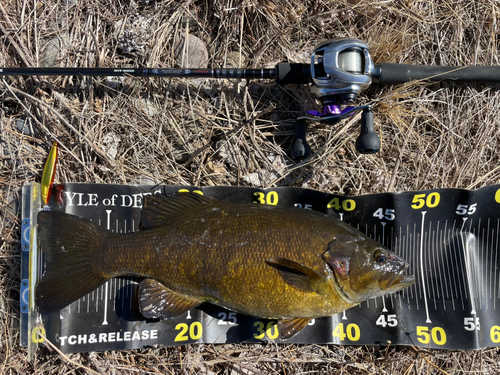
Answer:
290;120;311;160
356;107;380;154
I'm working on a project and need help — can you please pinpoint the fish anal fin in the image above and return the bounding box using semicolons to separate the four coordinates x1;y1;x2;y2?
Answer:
278;317;311;339
265;258;325;293
139;278;202;319
141;193;219;229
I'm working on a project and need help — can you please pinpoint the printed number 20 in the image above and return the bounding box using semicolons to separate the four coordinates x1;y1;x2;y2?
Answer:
174;322;202;342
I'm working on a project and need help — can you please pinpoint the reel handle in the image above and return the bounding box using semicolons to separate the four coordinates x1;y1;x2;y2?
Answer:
356;107;380;154
290;120;311;160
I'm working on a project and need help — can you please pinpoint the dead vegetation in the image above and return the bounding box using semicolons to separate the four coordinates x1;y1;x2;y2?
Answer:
2;0;500;373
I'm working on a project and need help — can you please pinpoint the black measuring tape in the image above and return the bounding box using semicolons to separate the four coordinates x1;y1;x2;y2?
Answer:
21;182;500;352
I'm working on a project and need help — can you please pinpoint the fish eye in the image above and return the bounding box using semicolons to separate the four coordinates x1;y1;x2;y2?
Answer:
374;250;386;263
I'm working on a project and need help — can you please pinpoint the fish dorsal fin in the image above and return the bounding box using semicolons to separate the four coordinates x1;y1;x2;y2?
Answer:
141;193;219;229
138;278;202;319
265;258;326;294
278;317;311;339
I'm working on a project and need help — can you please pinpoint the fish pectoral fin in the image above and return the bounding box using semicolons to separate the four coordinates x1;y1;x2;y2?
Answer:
139;279;202;319
278;317;311;339
265;258;326;293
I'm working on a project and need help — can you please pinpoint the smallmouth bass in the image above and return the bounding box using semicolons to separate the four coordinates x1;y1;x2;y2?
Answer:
36;192;415;339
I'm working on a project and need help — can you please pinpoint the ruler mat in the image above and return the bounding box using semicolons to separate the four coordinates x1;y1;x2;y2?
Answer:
20;183;500;353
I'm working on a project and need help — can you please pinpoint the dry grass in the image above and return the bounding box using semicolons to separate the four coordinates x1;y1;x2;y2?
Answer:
2;0;500;373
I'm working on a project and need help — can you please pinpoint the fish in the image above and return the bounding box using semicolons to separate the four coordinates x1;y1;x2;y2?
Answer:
36;192;415;339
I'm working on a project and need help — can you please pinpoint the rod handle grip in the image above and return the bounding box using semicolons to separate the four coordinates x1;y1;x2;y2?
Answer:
374;63;500;84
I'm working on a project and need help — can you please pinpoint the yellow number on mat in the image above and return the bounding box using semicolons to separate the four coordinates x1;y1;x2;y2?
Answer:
416;326;446;345
332;323;360;341
253;192;278;205
327;198;356;211
411;192;440;209
491;326;500;343
253;321;279;339
175;322;202;342
31;327;46;343
178;189;203;195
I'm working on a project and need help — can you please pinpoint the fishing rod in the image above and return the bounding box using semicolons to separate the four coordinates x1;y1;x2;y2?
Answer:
4;38;500;158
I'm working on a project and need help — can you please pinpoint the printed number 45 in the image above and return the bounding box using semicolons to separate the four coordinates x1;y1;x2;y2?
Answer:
373;208;395;221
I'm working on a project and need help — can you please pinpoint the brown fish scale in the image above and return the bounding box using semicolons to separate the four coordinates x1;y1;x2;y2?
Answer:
101;202;357;319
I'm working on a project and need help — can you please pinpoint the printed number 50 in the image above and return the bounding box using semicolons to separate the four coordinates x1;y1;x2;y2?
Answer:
411;193;440;209
416;326;446;345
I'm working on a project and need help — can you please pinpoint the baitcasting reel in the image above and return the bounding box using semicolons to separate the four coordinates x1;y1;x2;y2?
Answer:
285;38;378;159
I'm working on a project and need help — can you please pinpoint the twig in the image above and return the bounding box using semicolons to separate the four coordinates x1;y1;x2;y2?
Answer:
38;333;102;375
2;81;115;169
0;1;33;66
1;80;103;181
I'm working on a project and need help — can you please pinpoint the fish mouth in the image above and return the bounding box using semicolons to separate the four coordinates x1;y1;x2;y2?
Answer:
379;264;415;291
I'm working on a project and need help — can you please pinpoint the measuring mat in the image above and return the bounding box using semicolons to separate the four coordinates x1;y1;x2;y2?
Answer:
20;182;500;354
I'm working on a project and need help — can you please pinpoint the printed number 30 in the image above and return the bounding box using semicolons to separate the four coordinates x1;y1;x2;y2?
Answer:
254;192;278;205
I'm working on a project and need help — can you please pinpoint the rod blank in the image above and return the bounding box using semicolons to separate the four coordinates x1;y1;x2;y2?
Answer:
0;67;276;79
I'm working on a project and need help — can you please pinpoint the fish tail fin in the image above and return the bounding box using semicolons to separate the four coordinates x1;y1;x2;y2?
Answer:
36;211;112;312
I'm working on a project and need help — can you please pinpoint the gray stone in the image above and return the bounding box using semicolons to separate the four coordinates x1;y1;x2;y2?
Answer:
174;34;209;69
40;35;69;67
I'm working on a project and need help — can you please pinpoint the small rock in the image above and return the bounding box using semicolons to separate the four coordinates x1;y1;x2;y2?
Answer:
174;34;209;68
131;175;156;185
216;140;246;170
135;93;158;117
115;14;153;55
102;133;120;160
242;154;288;187
16;117;35;136
40;35;69;67
174;34;209;87
105;76;125;90
225;51;245;68
61;0;78;7
170;145;191;163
